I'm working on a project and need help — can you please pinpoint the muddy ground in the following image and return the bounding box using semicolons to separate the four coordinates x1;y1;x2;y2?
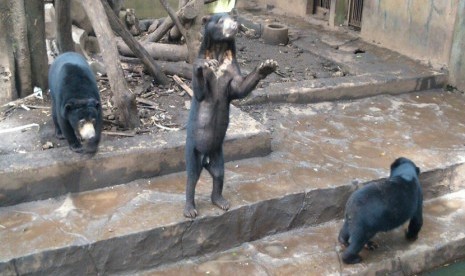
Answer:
1;21;345;151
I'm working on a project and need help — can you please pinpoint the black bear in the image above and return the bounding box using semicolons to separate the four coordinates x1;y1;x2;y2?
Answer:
338;157;423;264
49;52;102;154
184;13;278;218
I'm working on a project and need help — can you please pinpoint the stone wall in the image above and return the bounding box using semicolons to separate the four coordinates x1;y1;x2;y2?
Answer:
360;0;458;68
448;0;465;92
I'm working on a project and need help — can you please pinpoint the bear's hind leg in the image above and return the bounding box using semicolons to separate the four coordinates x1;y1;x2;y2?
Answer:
406;210;423;240
184;146;203;218
341;228;373;264
205;148;229;211
338;220;350;247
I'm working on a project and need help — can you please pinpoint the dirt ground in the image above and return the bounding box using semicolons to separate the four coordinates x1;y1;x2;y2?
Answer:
0;17;345;150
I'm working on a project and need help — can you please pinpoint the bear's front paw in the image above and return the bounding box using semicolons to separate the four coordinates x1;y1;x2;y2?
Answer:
364;240;379;250
70;143;84;153
55;132;65;140
258;59;278;76
204;59;219;69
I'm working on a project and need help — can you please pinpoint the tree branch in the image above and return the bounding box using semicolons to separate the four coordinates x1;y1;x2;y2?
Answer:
159;0;186;38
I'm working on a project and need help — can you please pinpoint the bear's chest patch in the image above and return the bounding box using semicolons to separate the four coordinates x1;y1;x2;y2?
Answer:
206;49;235;79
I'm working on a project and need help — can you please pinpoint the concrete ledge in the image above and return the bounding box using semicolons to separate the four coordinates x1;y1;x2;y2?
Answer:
240;72;447;105
142;190;465;276
0;107;271;207
0;162;463;275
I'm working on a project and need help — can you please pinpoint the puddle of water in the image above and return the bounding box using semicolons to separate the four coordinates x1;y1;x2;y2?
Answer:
421;259;465;276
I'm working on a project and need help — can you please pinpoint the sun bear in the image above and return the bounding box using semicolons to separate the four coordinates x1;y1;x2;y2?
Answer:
49;52;102;154
338;157;423;264
184;13;278;218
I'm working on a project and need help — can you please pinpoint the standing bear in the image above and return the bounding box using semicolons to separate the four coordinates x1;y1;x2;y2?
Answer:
184;13;278;218
338;157;423;264
49;52;102;154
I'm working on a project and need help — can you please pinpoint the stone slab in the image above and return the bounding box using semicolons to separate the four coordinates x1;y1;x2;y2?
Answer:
0;106;271;206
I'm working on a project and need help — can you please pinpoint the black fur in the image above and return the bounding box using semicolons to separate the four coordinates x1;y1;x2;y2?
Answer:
49;52;102;154
184;13;278;218
338;157;423;264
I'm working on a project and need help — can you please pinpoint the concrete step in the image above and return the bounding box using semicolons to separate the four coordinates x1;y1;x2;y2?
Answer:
0;106;271;207
1;90;465;275
140;189;465;276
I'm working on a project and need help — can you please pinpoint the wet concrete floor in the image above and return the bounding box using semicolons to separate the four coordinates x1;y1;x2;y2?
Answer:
1;90;465;269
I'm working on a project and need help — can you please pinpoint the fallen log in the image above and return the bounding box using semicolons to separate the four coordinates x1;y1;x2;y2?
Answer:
102;0;169;85
159;61;192;79
120;57;192;79
117;38;188;62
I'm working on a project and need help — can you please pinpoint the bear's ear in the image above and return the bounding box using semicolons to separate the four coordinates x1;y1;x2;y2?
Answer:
63;102;73;116
88;99;100;109
202;15;212;25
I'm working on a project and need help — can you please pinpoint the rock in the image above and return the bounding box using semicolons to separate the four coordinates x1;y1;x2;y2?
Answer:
42;141;54;150
331;71;344;77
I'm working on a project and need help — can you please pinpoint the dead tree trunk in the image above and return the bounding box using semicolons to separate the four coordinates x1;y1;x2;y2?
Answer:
55;0;74;53
101;0;169;85
0;11;16;103
81;0;140;129
0;0;47;103
25;0;48;91
10;0;32;98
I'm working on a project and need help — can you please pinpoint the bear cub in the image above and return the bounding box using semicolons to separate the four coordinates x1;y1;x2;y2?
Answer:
338;157;423;264
49;52;102;154
184;13;278;218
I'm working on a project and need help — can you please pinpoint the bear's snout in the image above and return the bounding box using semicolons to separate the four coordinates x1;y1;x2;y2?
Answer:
222;17;238;38
78;120;96;141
